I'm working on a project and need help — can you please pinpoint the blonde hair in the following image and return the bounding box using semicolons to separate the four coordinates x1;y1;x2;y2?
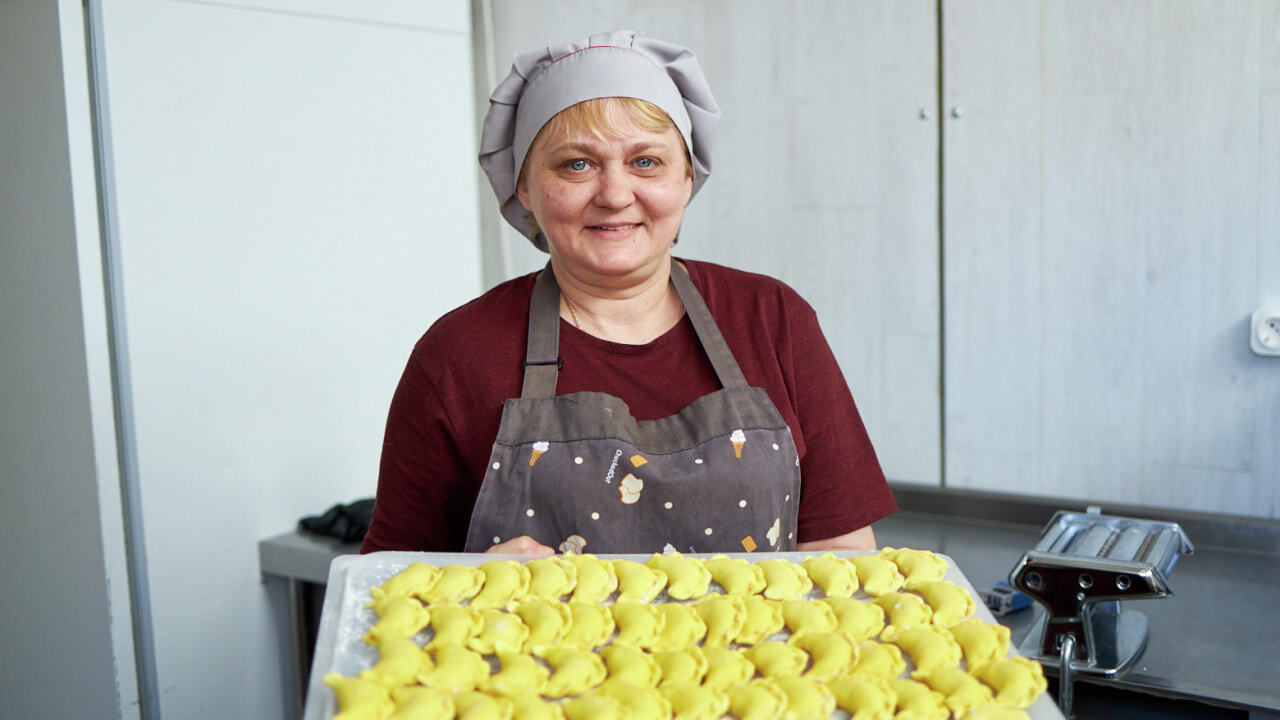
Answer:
518;97;693;185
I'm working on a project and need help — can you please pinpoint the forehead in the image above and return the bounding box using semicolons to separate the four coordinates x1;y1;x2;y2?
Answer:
535;123;684;156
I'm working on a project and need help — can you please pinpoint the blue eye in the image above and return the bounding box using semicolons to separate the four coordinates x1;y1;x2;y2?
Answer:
634;157;655;169
568;159;589;171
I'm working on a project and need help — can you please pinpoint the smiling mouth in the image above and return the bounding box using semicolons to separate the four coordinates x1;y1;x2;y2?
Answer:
589;223;640;231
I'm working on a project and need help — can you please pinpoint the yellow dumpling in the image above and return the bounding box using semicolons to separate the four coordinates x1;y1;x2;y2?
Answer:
907;580;976;626
705;554;767;595
884;625;963;674
850;555;905;596
599;645;662;688
524;556;577;600
471;559;532;610
562;601;616;650
779;599;839;637
424;604;482;649
363;595;431;646
564;553;618;604
880;547;949;584
764;675;837;720
370;561;441;601
659;680;729;720
452;690;513;720
654;602;707;649
323;672;394;720
417;643;489;693
820;597;885;642
358;636;427;689
971;656;1047;708
801;553;860;597
419;563;485;604
539;646;608;698
515;597;572;653
561;692;625;720
485;650;551;697
595;681;672;720
948;618;1011;671
646;552;712;600
469;607;530;655
388;684;454;720
700;646;755;691
888;677;949;720
913;665;995;716
756;558;814;600
827;674;895;719
789;631;855;681
727;679;789;720
612;558;668;603
652;646;707;686
871;592;934;631
508;693;567;720
848;640;907;680
743;640;810;678
694;594;747;647
736;595;785;644
610;601;665;649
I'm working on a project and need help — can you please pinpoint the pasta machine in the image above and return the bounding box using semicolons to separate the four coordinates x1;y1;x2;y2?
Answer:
1009;508;1193;712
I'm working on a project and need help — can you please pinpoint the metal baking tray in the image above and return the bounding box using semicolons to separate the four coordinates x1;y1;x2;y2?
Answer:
302;551;1065;720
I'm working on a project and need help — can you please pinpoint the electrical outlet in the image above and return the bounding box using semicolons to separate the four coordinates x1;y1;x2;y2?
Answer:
1252;308;1280;357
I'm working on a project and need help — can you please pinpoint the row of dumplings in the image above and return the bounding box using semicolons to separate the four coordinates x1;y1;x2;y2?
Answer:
328;655;1042;719
368;549;948;609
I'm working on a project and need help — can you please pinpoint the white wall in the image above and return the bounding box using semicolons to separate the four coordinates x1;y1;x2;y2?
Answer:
90;1;480;717
0;1;136;717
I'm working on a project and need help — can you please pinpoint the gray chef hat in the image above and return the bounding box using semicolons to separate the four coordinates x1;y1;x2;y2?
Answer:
478;30;721;251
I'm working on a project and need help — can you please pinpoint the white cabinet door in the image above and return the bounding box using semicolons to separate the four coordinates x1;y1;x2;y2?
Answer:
482;0;943;487
94;2;480;716
942;0;1280;517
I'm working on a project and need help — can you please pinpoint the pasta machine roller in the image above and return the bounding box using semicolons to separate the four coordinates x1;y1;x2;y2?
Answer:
1010;508;1193;678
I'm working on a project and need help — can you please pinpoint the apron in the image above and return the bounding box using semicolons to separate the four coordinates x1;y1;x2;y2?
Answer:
463;262;802;554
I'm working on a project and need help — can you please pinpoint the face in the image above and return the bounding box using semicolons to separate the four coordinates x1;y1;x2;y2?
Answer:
516;119;693;288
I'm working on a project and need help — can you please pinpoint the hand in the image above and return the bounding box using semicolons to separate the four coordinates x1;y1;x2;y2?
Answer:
485;535;555;555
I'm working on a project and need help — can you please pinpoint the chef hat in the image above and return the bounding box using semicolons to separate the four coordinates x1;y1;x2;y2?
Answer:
478;30;721;251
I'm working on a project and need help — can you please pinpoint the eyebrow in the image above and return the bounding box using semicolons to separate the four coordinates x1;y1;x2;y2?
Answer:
546;139;672;156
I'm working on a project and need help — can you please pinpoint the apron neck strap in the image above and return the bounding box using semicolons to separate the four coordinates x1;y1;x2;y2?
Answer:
520;263;563;399
521;260;750;398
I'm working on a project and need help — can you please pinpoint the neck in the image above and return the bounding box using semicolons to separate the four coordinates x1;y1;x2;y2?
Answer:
554;258;684;345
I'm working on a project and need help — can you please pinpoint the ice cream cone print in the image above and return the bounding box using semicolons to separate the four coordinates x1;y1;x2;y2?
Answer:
559;534;586;554
730;429;746;458
529;441;549;466
618;473;644;504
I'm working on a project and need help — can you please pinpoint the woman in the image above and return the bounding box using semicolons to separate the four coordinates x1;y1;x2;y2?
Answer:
361;30;895;556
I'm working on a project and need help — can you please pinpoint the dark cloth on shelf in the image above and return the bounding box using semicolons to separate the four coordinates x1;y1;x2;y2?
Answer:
299;498;375;544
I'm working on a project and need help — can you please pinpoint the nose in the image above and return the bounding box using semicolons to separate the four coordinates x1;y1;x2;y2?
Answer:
593;164;635;209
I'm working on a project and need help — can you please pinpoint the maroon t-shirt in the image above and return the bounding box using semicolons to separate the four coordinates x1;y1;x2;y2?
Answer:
362;259;895;552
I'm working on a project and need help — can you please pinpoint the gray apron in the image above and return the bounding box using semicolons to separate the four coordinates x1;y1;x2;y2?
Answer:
463;262;801;554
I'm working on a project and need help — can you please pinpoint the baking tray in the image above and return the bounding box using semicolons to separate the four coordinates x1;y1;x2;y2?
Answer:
302;551;1065;720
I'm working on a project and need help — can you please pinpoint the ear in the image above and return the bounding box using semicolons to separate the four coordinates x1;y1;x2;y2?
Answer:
516;176;531;210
